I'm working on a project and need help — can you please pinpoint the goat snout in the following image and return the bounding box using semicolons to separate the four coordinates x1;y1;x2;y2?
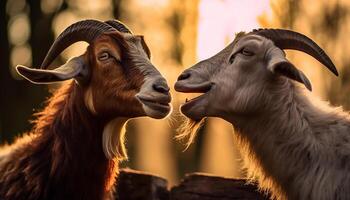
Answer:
175;69;210;91
177;71;191;81
136;77;172;119
152;79;170;94
176;69;208;82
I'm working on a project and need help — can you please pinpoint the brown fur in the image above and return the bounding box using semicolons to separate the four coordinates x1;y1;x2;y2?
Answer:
0;82;117;199
0;32;149;200
88;33;146;119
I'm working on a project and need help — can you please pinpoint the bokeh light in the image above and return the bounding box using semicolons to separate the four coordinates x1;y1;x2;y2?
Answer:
8;14;30;46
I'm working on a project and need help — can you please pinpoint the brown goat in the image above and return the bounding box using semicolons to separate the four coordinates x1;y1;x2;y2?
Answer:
0;19;171;200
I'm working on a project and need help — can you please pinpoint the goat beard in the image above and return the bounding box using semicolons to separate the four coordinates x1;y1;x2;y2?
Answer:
102;118;128;161
176;116;206;150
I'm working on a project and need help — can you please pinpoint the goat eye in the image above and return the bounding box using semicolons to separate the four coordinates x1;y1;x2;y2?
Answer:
242;49;254;56
98;52;110;61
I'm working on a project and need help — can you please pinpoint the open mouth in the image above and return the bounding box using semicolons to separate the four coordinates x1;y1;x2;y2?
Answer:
175;81;213;110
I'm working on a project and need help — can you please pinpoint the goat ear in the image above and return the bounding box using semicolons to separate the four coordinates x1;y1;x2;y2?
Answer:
268;58;312;91
267;48;312;91
16;56;89;84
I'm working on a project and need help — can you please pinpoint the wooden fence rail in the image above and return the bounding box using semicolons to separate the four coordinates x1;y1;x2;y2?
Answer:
116;169;269;200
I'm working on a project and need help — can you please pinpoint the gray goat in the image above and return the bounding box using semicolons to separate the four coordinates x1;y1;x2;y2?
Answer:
175;29;349;200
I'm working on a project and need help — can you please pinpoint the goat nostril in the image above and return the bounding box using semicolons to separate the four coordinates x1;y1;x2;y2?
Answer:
177;72;191;81
153;84;170;94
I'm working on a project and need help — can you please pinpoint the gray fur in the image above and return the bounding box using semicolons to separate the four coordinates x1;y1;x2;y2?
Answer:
175;32;348;200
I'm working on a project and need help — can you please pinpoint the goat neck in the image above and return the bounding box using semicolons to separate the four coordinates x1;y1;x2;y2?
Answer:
0;81;122;200
227;81;350;200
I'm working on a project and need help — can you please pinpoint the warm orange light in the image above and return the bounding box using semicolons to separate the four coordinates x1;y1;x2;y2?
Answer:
196;0;271;178
197;0;271;60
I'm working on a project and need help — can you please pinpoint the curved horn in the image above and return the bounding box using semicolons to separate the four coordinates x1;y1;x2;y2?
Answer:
253;29;338;76
105;19;132;34
40;19;116;69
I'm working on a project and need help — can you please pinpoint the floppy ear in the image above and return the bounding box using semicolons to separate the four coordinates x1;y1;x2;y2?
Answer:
267;48;312;91
16;56;90;84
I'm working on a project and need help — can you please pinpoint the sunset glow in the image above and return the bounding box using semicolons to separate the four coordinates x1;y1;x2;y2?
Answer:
196;0;271;177
197;0;271;60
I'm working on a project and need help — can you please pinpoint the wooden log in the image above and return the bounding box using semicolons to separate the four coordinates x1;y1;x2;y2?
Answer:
170;173;269;200
116;170;269;200
116;168;169;200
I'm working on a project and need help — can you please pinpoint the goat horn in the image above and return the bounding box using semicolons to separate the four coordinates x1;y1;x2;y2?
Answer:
104;20;132;34
253;29;338;76
40;19;116;69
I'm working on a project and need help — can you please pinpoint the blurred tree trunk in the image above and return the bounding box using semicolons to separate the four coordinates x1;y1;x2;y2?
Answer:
112;0;122;19
0;0;33;142
0;0;10;141
0;0;61;143
27;0;55;66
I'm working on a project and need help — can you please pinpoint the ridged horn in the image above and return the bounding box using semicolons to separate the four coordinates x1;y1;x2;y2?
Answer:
105;19;132;34
253;29;338;76
40;19;116;69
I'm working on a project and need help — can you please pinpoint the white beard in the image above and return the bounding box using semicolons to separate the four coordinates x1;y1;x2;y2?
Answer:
102;118;128;160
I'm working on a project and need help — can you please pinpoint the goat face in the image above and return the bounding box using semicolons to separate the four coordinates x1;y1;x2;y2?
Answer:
16;20;171;120
175;34;272;120
175;30;337;121
86;32;171;119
